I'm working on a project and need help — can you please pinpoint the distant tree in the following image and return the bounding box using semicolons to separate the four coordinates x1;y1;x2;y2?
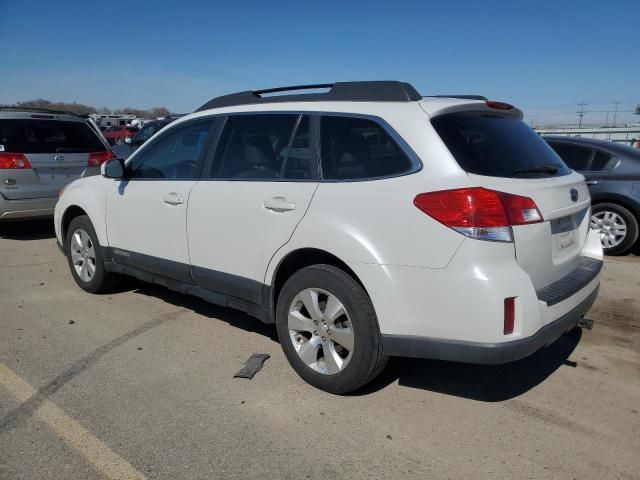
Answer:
2;99;172;118
149;107;171;118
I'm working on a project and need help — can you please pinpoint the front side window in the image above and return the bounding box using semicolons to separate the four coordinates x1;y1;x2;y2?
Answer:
209;114;314;180
128;120;212;179
547;142;593;171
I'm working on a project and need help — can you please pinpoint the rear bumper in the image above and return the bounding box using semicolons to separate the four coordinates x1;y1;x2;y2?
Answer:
0;195;57;221
382;285;599;364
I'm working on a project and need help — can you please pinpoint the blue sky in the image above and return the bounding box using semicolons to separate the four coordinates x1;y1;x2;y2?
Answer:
1;0;637;126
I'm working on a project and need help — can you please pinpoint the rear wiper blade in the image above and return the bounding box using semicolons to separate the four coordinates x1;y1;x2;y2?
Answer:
513;165;559;175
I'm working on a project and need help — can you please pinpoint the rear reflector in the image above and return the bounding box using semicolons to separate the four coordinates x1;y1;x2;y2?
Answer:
0;152;32;169
486;100;514;110
87;150;114;167
504;297;516;334
413;188;543;242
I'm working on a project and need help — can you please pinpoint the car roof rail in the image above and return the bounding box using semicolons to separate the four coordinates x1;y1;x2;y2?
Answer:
0;106;84;117
426;95;488;101
196;81;422;111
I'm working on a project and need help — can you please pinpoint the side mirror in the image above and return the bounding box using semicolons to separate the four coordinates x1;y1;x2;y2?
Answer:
101;158;126;179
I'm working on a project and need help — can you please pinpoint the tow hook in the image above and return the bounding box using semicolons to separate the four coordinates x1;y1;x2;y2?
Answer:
578;317;594;330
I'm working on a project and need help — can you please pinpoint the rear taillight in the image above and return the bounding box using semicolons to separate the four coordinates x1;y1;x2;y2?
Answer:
504;297;516;335
413;187;543;242
87;150;114;167
0;152;32;170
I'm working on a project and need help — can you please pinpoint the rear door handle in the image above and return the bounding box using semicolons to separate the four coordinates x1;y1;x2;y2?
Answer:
163;192;184;205
585;180;598;186
263;196;296;212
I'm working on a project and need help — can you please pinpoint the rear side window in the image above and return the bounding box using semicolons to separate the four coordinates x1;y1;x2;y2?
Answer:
209;114;315;180
0;119;104;154
547;142;592;171
320;116;413;180
431;113;571;178
590;150;617;171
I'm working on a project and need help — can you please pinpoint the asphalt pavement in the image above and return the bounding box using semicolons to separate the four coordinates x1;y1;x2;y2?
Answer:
1;220;639;480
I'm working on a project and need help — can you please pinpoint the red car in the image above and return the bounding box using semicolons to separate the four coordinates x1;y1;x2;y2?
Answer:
102;126;137;145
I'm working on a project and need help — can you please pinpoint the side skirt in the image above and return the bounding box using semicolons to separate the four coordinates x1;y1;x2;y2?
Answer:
104;260;275;324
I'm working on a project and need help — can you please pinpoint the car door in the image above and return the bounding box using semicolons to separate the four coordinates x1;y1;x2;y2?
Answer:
187;113;318;304
105;118;215;283
584;149;618;194
548;141;601;193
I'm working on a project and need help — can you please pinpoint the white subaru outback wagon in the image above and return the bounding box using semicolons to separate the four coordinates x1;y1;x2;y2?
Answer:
55;81;602;394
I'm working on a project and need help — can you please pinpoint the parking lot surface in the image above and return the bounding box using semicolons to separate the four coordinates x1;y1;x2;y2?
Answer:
1;220;639;480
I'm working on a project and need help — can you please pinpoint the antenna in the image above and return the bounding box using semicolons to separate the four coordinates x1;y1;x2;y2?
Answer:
576;102;588;128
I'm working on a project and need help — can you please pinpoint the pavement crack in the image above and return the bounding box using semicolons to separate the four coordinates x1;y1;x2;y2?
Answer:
0;309;185;434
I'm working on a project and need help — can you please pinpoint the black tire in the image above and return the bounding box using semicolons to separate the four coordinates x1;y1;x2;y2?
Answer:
276;265;388;394
591;203;639;256
65;215;120;293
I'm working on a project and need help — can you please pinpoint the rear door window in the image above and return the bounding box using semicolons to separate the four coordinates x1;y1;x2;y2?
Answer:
589;150;617;171
320;115;413;180
547;142;593;171
431;112;571;178
0;119;105;153
208;114;316;180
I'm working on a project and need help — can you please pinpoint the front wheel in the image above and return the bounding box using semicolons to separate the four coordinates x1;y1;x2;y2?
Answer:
276;265;387;394
65;215;120;293
590;203;639;256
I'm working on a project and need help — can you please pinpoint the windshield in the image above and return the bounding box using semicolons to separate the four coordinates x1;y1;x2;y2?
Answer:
431;112;571;178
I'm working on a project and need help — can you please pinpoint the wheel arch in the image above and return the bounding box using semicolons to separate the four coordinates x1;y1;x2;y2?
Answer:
269;248;369;310
591;195;640;224
61;205;89;248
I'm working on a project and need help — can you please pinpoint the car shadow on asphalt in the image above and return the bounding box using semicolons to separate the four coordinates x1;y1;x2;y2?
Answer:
131;282;279;342
356;327;583;401
0;219;56;240
130;280;583;402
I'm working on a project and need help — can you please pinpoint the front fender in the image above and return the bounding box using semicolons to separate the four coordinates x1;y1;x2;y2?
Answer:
54;176;109;246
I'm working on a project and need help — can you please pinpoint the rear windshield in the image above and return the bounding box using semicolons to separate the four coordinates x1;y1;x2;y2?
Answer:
0;119;105;154
431;112;571;178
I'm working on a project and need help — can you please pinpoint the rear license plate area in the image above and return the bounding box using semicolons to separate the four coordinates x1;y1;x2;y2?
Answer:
35;167;82;184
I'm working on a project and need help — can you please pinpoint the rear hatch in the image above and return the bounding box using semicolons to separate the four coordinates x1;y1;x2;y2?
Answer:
0;118;106;200
430;107;591;290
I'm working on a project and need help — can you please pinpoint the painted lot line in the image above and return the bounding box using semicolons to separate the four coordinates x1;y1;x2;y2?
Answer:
0;363;147;480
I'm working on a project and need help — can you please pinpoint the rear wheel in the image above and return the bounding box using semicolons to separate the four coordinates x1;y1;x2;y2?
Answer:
65;215;120;293
276;265;387;394
590;203;639;256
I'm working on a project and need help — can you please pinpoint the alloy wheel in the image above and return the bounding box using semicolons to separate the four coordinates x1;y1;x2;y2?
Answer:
287;288;354;375
70;228;97;282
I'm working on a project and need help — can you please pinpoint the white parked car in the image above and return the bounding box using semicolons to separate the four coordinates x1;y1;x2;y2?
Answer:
54;82;603;393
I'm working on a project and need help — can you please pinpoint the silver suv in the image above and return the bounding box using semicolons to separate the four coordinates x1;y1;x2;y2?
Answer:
0;108;112;221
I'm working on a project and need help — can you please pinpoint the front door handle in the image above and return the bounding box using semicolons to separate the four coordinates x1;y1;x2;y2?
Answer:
264;196;296;213
585;180;598;186
163;192;184;205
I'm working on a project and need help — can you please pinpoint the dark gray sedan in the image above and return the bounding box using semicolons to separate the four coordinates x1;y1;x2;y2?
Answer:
544;136;640;255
